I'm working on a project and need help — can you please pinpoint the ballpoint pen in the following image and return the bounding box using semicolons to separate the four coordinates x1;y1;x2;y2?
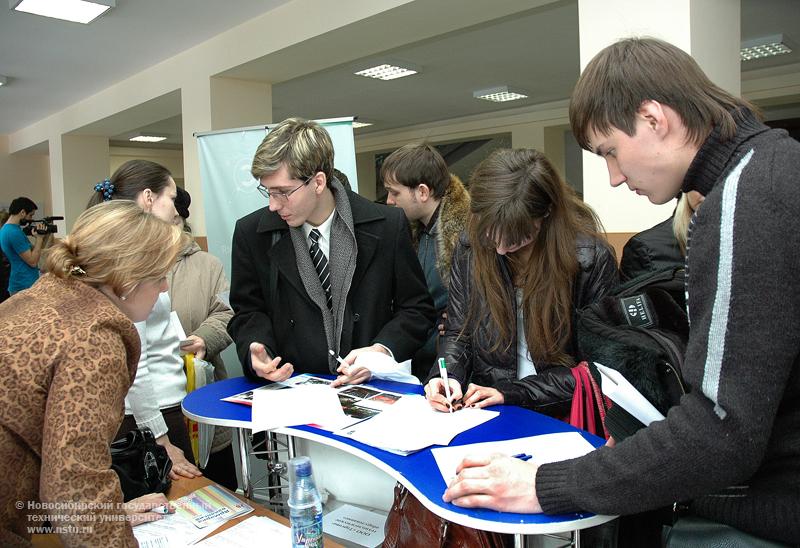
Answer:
438;357;453;413
328;348;345;365
328;349;349;373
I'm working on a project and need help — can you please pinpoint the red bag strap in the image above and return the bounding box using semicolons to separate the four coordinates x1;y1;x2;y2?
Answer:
569;362;610;439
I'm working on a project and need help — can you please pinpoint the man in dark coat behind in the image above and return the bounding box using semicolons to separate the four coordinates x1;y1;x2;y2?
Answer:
228;118;435;387
381;143;471;381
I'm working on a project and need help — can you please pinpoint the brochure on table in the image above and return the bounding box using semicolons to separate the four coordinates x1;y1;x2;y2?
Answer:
175;484;253;528
133;484;251;546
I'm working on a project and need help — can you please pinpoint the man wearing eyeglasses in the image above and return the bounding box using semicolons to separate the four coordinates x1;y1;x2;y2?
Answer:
228;118;435;387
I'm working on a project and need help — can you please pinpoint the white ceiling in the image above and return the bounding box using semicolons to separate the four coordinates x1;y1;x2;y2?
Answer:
0;0;289;135
1;0;799;147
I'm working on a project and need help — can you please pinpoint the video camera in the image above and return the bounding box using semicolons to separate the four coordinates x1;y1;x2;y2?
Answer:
22;216;64;236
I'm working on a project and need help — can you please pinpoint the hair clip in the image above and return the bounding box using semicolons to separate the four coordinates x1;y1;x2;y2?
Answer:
69;265;86;276
93;179;115;201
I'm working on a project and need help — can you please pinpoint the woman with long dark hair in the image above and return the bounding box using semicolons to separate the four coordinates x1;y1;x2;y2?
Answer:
425;148;618;414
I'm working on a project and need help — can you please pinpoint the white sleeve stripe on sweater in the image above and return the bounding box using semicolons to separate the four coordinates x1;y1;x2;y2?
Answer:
702;149;754;419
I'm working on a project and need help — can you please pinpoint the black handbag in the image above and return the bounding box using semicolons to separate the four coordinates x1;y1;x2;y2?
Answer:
110;428;172;502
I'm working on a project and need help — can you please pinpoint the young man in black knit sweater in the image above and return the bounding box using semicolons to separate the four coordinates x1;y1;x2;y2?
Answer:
442;37;800;545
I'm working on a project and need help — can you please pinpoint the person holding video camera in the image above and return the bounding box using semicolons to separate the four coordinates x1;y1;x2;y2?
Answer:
0;197;51;295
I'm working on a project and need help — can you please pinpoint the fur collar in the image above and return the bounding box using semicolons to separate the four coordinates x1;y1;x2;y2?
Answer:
411;174;470;287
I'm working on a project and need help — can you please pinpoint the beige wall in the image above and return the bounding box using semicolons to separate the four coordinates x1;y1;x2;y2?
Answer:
109;146;185;182
0;135;51;215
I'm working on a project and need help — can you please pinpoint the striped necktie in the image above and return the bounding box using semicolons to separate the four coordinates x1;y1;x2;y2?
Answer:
309;228;332;310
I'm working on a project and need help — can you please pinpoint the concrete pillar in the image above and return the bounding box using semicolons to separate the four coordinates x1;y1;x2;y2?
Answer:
50;134;109;231
0;136;51;216
181;76;272;237
577;0;740;234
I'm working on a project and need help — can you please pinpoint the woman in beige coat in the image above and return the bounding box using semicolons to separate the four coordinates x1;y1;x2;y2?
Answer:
168;187;237;490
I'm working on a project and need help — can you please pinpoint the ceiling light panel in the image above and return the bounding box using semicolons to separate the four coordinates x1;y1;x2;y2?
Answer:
355;64;418;81
130;135;167;143
10;0;115;24
0;75;8;87
352;121;373;129
740;34;793;61
473;86;528;103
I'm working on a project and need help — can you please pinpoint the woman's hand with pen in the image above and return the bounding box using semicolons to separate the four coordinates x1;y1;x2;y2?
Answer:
425;377;464;413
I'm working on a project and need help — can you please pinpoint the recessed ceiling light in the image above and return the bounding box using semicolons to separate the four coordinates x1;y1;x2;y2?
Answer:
0;75;8;87
355;64;418;81
352;121;373;129
10;0;115;24
740;34;792;61
130;135;167;143
473;86;528;103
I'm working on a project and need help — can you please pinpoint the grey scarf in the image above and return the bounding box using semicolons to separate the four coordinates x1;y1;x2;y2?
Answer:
288;178;357;372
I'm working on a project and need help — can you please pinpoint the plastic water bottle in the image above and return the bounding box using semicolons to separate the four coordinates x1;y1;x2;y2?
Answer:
288;456;323;548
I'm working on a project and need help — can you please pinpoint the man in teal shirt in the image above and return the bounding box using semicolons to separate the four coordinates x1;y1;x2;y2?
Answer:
0;197;49;294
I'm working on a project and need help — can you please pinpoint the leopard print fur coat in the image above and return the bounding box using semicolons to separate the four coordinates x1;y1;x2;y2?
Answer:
0;274;140;547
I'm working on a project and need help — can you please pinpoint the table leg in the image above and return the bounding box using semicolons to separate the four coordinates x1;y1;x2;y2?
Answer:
514;533;524;548
236;427;252;499
573;528;581;548
287;434;296;459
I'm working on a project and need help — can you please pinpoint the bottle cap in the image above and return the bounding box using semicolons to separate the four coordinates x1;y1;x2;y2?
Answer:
290;456;313;479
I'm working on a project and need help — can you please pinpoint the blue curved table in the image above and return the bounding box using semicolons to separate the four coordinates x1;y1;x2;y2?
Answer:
183;376;615;537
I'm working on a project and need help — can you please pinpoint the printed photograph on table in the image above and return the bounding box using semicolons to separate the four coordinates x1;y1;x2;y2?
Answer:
295;376;333;386
221;382;290;406
369;393;401;405
342;405;380;421
338;386;383;399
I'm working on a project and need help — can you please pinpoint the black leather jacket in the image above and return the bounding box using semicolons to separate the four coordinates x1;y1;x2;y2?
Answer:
430;234;619;417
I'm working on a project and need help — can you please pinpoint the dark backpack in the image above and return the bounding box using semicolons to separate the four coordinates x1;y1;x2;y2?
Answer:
576;267;689;421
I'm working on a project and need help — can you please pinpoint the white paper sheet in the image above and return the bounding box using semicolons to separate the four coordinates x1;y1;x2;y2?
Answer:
595;362;665;426
251;384;347;432
353;351;421;385
133;513;223;547
194;516;290;546
431;432;596;483
339;394;498;453
323;504;387;547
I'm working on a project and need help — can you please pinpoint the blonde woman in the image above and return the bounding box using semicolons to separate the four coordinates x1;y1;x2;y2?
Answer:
673;190;705;254
0;201;183;547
